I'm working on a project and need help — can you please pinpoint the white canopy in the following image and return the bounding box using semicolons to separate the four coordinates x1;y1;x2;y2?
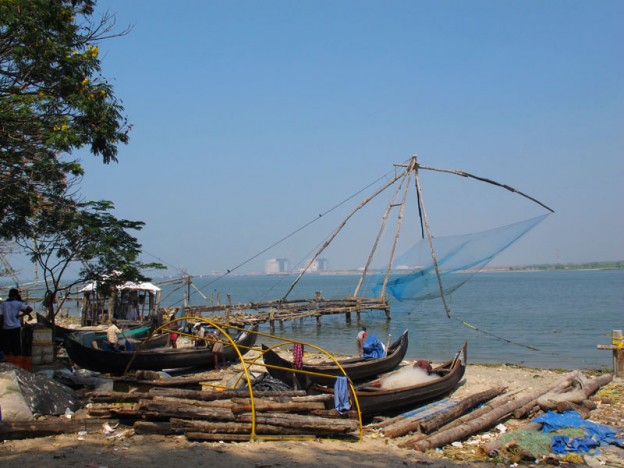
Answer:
79;281;161;293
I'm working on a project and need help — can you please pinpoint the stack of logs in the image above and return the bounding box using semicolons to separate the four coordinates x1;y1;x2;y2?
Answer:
365;370;613;453
85;388;360;442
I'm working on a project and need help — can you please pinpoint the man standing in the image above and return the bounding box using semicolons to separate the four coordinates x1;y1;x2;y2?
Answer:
356;326;367;357
0;288;33;355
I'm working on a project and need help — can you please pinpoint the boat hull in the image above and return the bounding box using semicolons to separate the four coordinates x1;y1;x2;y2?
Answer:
64;325;259;375
37;312;151;343
313;341;467;418
262;330;409;386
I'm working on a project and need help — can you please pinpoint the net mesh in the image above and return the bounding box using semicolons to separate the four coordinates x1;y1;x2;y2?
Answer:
371;214;550;301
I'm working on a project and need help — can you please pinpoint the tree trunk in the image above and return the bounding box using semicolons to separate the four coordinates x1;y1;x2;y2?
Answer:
230;398;326;413
138;400;235;421
237;412;358;433
0;419;110;440
148;388;306;401
133;421;174;435
383;386;505;439
404;371;583;451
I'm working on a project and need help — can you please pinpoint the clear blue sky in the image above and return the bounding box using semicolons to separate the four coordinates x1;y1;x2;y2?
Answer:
50;1;624;276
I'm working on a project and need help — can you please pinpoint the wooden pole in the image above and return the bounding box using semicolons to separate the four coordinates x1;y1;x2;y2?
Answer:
283;169;408;300
353;175;406;298
379;165;413;299
413;158;452;318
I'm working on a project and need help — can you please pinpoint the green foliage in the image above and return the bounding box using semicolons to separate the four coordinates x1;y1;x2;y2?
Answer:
0;0;130;239
508;261;624;271
18;199;165;317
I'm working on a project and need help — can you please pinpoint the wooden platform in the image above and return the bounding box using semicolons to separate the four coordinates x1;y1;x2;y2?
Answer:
179;295;391;327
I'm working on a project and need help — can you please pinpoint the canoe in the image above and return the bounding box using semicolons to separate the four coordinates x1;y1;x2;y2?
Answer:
36;312;151;343
64;324;259;375
312;341;467;418
72;328;170;351
261;330;409;387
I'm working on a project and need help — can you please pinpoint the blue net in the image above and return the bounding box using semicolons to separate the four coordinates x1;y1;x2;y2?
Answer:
371;214;550;301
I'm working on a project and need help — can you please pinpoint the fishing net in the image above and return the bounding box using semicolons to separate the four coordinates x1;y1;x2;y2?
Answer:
371;214;550;302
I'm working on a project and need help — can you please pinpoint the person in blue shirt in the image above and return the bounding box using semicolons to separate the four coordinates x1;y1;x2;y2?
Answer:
0;289;33;355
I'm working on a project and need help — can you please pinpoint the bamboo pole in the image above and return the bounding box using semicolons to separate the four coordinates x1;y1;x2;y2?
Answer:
353;174;406;298
417;164;555;213
380;167;413;299
413;158;452;318
283;169;408;300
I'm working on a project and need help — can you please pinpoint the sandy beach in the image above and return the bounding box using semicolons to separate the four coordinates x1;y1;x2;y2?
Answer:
2;357;623;468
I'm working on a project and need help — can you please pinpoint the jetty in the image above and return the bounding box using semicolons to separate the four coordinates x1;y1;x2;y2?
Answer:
175;293;390;328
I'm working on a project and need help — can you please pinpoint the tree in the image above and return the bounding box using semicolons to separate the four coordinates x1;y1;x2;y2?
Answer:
0;0;130;239
18;199;164;322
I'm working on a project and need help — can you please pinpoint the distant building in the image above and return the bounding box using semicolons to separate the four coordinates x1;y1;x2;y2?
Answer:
305;257;328;273
265;258;289;274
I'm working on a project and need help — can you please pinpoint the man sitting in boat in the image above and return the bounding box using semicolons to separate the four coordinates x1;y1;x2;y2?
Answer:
193;323;210;347
356;326;368;357
106;319;122;351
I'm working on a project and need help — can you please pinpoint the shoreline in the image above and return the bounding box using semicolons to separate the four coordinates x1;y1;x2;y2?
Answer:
2;357;622;467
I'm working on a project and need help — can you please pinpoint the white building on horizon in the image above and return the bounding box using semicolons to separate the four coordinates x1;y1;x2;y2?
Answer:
265;258;289;275
304;257;328;273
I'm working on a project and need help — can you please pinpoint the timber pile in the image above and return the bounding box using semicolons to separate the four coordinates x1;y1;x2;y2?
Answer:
387;371;614;455
84;388;360;441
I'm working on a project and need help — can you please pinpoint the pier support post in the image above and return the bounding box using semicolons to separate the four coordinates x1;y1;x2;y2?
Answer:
345;312;351;323
269;308;275;333
613;330;624;378
597;330;624;378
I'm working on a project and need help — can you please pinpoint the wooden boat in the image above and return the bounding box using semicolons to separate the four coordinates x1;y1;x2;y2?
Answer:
71;328;170;351
261;330;409;387
312;341;467;418
36;312;151;343
63;324;259;375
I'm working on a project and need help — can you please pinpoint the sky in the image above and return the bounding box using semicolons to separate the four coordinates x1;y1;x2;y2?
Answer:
9;0;624;278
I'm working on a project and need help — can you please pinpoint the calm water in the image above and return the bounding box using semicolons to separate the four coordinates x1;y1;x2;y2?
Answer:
162;269;624;371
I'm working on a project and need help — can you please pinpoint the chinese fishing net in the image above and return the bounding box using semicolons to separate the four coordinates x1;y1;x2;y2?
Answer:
371;214;550;302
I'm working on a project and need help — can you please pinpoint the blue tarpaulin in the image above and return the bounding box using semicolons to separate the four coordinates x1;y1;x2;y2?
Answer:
532;411;624;454
362;335;386;358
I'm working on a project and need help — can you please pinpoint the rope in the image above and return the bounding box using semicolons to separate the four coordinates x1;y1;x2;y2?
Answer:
453;316;542;352
176;168;401;304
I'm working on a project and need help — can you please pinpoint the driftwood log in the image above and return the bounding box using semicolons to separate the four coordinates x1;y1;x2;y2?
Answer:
184;432;253;442
382;387;505;439
479;386;607;458
230;397;327;413
0;418;113;440
85;391;150;403
133;421;174;435
418;386;506;435
537;373;613;411
147;388;307;400
238;412;359;433
138;399;235;421
401;371;584;451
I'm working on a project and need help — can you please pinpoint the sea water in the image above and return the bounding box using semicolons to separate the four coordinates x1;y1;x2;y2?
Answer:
6;269;622;370
169;269;623;370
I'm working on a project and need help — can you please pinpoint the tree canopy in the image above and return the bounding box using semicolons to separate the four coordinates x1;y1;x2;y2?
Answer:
18;199;164;319
0;0;130;239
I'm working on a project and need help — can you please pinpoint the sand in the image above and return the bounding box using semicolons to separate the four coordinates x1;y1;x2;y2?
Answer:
1;359;622;467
